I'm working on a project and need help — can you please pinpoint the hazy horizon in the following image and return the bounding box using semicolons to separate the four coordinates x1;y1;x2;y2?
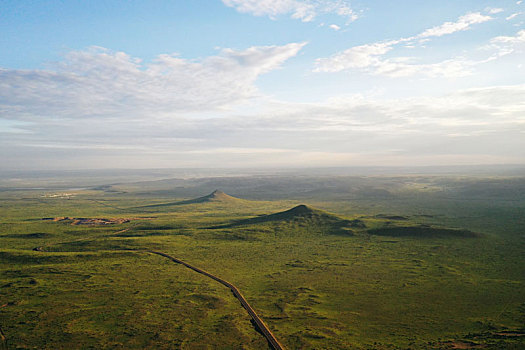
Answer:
2;164;525;183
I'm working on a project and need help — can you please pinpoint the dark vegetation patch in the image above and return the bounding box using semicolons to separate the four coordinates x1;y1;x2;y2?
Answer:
188;293;224;309
1;232;53;239
114;231;168;237
113;223;189;237
0;251;69;264
347;219;366;228
0;250;134;264
90;184;123;193
46;239;143;252
368;226;482;238
211;231;259;241
435;326;525;349
375;214;409;220
64;228;113;236
133;224;182;230
354;187;393;198
115;229;189;237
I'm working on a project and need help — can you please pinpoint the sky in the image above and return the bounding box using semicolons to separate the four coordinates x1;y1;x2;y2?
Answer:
1;0;524;170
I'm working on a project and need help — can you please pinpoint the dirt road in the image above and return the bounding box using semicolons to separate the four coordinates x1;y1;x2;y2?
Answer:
148;251;285;350
32;237;285;349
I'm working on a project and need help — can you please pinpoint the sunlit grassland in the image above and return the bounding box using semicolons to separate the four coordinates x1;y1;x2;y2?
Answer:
0;179;524;349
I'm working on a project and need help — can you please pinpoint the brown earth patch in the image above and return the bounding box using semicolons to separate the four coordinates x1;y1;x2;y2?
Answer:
442;341;487;349
43;217;154;225
494;332;525;337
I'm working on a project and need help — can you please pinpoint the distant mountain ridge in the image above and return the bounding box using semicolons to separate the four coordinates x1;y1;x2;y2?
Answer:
139;190;242;208
177;190;240;204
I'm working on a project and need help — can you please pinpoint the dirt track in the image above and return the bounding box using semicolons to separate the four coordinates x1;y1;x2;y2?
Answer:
148;251;285;350
32;232;285;349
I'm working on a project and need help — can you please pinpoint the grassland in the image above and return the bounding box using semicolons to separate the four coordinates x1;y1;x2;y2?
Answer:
0;172;524;349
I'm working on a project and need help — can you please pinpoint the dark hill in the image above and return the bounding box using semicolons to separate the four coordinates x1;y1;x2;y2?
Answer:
212;204;364;235
176;190;240;204
368;226;481;238
139;190;241;208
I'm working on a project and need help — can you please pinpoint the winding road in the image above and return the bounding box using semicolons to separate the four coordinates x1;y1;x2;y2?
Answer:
32;238;285;349
148;250;285;350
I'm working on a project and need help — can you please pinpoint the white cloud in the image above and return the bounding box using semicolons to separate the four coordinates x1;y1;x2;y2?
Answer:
315;40;476;78
221;0;358;23
315;12;494;76
415;12;492;39
322;0;358;23
486;8;504;14
222;0;315;21
329;24;341;31
0;43;306;120
487;29;525;58
506;12;521;20
371;57;475;78
3;84;524;169
490;29;525;44
315;42;393;72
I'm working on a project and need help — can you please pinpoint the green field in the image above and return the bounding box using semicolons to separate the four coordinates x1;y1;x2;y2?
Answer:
0;172;524;349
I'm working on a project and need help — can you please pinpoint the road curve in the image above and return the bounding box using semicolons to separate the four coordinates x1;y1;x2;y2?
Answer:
148;250;285;350
32;231;284;348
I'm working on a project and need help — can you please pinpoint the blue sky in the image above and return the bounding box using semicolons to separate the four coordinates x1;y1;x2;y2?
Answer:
1;0;524;169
